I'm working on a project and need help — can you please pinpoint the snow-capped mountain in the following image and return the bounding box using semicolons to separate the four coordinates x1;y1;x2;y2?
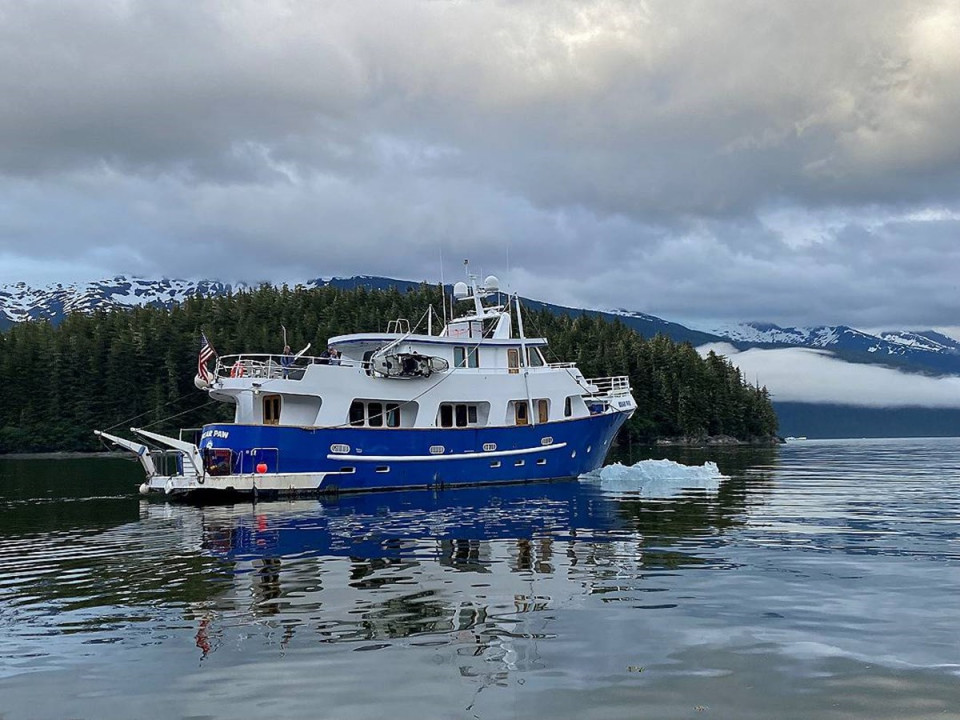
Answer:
0;277;241;328
877;330;960;354
0;275;721;347
0;275;394;329
4;276;960;376
703;322;960;374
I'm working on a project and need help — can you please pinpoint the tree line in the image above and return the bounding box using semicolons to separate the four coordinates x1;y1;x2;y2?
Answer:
0;283;778;453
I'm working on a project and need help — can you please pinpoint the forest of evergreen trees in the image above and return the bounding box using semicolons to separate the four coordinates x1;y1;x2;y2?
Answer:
0;283;778;453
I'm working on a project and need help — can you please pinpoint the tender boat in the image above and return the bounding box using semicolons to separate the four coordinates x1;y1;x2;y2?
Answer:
96;274;637;499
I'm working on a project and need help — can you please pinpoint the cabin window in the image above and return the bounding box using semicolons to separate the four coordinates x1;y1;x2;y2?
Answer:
263;395;281;425
350;400;403;427
349;401;365;426
515;401;528;426
439;404;453;427
508;348;520;373
385;403;400;428
564;396;573;417
454;346;479;368
537;399;549;424
438;403;482;428
527;348;545;367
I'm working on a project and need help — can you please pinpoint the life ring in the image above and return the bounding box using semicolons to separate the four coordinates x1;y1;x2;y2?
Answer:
230;363;244;378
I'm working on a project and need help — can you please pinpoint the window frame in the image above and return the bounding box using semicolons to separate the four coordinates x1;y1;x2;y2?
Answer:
263;394;282;425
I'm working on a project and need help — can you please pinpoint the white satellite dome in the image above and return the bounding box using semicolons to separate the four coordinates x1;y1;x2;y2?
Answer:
483;275;500;292
453;281;469;299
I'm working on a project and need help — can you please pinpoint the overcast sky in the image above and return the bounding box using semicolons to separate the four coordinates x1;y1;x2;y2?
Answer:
2;0;959;330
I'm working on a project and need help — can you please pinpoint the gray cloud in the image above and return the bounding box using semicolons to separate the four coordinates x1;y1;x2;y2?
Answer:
1;0;960;328
698;342;960;408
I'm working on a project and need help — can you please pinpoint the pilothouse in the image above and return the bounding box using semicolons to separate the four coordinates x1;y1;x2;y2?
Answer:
97;271;637;498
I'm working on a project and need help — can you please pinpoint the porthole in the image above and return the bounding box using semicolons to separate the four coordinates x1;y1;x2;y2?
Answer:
490;460;501;468
515;459;525;467
339;467;356;474
376;466;390;473
536;458;547;466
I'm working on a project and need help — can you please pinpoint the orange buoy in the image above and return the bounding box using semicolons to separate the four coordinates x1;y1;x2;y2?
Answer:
256;463;267;474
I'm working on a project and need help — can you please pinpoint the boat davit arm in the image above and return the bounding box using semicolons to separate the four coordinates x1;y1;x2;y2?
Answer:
94;430;158;477
130;428;204;476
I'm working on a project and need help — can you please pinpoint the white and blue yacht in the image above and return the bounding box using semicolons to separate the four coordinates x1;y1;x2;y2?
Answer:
97;274;636;498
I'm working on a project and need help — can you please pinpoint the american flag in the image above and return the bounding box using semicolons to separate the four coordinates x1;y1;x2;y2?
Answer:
198;333;217;382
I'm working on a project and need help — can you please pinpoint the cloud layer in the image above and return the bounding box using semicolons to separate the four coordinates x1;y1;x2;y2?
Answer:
1;1;959;328
699;342;960;408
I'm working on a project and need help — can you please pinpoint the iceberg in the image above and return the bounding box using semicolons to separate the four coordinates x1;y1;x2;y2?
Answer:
580;459;728;498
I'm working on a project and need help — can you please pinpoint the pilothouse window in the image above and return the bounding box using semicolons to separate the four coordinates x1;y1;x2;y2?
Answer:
454;346;479;368
508;348;520;374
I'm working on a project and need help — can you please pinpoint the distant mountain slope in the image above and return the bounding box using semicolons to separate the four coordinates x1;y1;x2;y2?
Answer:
0;277;240;327
3;275;959;376
0;275;724;347
704;321;960;375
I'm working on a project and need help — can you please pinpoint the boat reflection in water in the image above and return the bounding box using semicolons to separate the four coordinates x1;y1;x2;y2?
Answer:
161;457;771;667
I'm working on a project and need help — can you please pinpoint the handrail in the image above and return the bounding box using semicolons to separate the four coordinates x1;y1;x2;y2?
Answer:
584;376;632;397
214;353;357;380
211;354;632;384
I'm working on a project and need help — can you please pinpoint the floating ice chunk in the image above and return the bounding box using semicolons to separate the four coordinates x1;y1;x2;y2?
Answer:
581;459;728;498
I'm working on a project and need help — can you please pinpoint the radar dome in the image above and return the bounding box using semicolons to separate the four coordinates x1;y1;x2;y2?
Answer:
483;275;500;292
453;281;469;299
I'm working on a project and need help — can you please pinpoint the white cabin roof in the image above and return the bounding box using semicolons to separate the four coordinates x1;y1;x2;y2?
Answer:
328;332;548;349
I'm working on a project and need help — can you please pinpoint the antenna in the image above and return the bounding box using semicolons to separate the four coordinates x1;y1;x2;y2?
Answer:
439;243;447;334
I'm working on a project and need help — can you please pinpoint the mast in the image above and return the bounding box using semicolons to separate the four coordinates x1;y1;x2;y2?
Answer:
515;294;535;426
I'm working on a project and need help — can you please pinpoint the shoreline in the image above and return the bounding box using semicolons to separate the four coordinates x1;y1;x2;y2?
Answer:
653;435;784;447
0;451;129;460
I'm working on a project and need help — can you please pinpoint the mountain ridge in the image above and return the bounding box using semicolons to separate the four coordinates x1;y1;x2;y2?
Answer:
3;275;959;375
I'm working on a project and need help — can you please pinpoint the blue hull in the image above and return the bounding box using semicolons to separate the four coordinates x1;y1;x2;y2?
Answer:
198;411;628;493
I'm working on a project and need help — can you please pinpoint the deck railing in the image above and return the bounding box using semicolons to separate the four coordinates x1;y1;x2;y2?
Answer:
212;355;633;391
214;353;358;380
585;375;632;398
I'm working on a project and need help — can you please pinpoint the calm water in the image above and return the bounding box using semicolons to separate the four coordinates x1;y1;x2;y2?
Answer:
1;439;958;719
